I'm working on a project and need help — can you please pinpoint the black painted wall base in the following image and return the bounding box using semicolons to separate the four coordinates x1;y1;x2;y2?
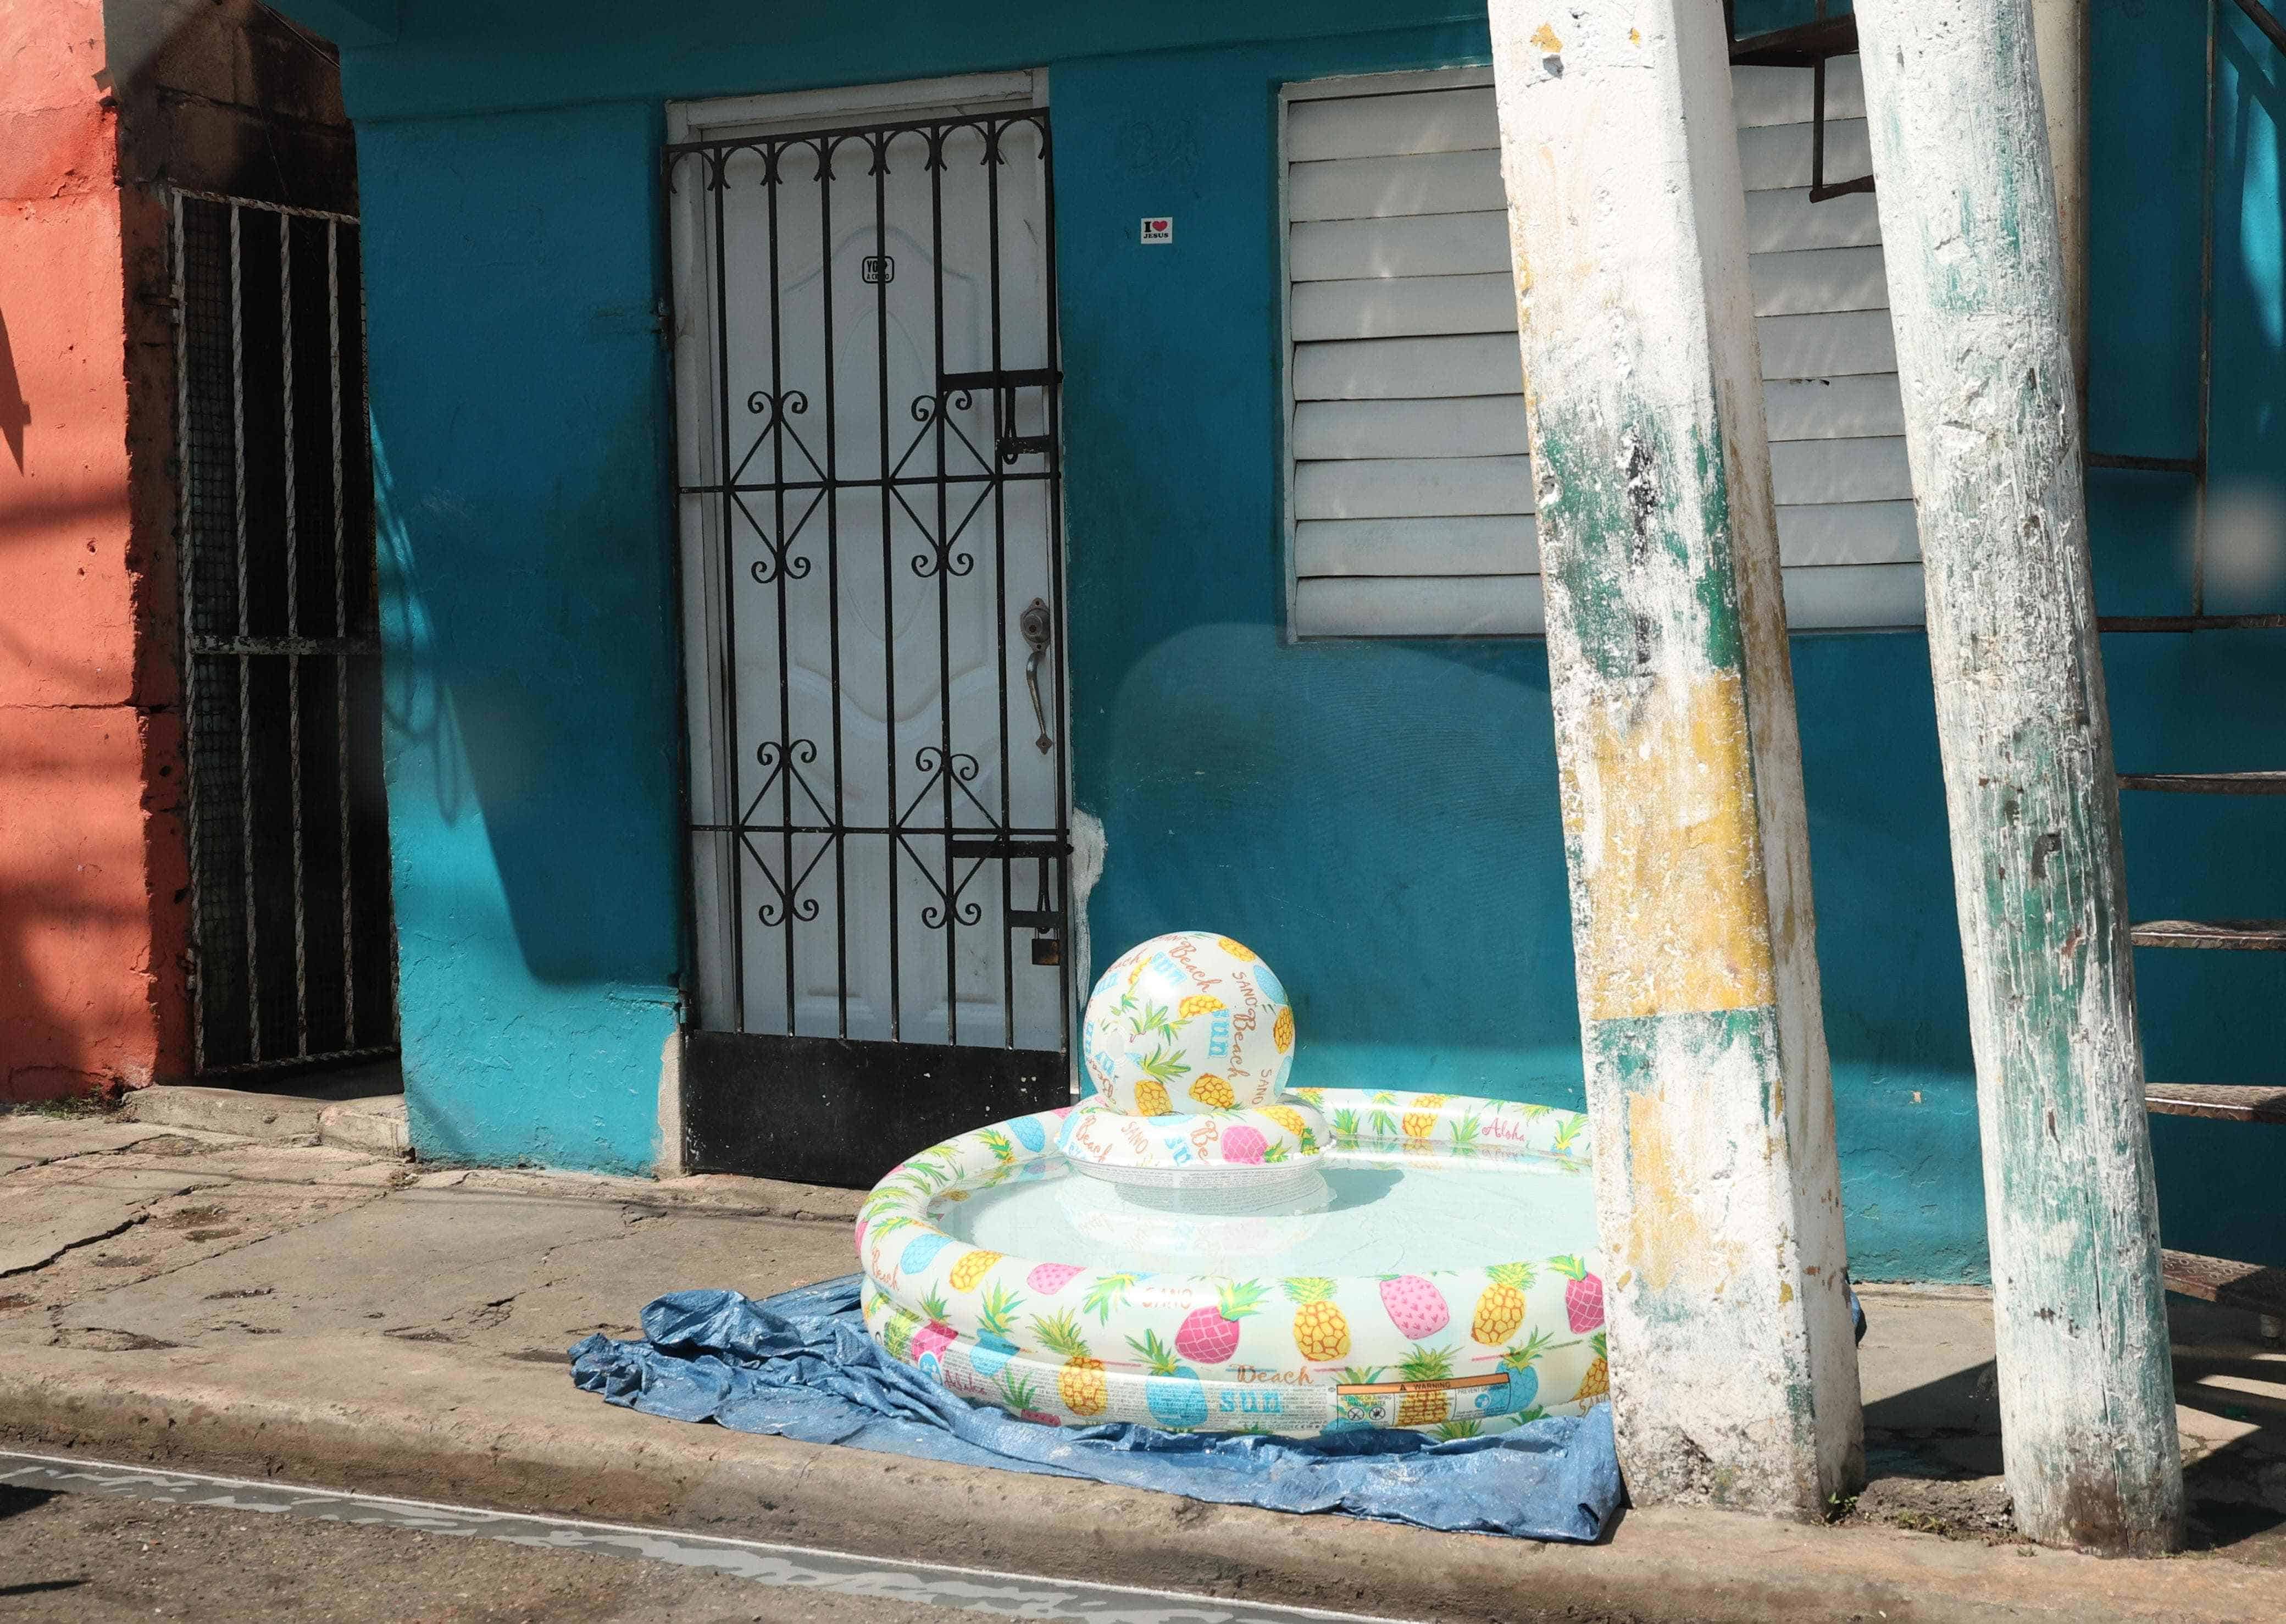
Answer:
683;1029;1069;1188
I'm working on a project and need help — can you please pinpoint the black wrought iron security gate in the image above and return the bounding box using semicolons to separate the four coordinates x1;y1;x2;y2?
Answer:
665;100;1071;1186
170;192;398;1074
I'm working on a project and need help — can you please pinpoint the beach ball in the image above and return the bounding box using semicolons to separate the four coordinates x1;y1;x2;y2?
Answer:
1081;932;1295;1116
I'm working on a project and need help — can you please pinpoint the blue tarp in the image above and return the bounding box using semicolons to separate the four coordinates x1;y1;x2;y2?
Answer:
569;1275;1623;1541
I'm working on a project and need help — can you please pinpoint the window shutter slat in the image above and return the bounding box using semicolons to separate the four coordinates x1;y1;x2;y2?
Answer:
1765;375;1906;441
1288;211;1512;281
1294;397;1530;461
1293;334;1524;401
1286;87;1500;161
1288;149;1506;223
1290;274;1518;341
1295;455;1536;522
1296;574;1546;638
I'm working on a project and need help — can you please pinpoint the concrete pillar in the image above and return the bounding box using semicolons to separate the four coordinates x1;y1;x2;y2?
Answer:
0;2;366;1101
1487;1;1863;1518
0;2;192;1100
1854;0;2185;1557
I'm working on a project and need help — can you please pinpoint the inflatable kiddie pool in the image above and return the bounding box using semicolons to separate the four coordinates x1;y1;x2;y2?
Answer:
856;934;1610;1437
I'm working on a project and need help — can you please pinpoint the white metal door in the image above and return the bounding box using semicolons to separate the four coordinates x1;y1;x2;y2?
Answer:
668;79;1069;1071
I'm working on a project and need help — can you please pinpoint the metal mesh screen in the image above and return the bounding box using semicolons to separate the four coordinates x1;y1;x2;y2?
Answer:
174;193;397;1074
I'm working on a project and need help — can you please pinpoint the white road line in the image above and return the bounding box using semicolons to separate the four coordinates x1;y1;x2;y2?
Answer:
0;1448;1421;1624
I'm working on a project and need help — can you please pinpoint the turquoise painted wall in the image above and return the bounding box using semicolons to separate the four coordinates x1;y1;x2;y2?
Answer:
367;103;681;1171
328;0;2282;1278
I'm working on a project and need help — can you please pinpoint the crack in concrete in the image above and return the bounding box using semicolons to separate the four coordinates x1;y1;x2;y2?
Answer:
463;1295;518;1332
525;1226;639;1278
0;1133;399;1317
209;1318;282;1336
47;1325;182;1352
1;1130;175;1173
0;1213;147;1279
53;1201;373;1301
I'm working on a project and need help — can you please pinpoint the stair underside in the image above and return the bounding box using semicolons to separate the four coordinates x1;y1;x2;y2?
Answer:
2145;1083;2286;1123
2162;1249;2286;1318
2119;771;2286;795
2100;613;2286;632
2130;919;2286;950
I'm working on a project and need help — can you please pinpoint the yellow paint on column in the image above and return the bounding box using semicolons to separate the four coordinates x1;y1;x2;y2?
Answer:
1496;0;1862;1514
1565;669;1776;1021
1623;1087;1749;1295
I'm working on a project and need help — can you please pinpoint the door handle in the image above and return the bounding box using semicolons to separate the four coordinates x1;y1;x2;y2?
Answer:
1020;598;1053;755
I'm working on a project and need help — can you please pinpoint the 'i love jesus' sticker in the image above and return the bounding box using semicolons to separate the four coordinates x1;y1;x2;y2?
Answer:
1139;217;1173;245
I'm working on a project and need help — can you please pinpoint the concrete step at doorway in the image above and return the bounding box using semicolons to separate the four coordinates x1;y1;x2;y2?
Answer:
125;1059;406;1157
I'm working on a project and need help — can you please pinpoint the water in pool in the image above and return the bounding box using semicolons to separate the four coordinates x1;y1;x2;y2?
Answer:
934;1152;1600;1277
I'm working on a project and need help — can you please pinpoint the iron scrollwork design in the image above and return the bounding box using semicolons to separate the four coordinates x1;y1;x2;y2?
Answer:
750;740;824;927
743;390;814;584
910;747;986;930
904;390;978;579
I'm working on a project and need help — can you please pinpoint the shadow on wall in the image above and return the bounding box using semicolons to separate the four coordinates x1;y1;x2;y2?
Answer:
371;402;680;991
370;411;679;1173
0;280;171;1099
0;516;153;1102
0;615;162;1102
0;309;29;473
373;434;474;839
1074;612;1992;1282
1087;619;1582;1102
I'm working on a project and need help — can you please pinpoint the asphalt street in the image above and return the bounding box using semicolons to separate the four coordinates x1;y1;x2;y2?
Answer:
0;1451;1427;1624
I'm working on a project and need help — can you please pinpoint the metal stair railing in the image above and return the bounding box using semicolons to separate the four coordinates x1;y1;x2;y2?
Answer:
1731;0;2286;1340
2102;0;2286;1341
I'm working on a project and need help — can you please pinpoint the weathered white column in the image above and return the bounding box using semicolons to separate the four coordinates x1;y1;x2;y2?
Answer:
1855;0;2185;1556
2032;0;2091;419
1488;2;1863;1517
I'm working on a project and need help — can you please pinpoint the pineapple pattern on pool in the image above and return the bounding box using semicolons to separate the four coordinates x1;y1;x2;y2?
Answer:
857;1089;1609;1437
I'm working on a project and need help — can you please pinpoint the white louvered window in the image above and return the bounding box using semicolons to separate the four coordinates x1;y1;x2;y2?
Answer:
1281;62;1924;638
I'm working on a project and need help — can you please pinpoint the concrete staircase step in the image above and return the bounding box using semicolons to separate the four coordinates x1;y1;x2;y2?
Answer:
125;1085;409;1159
319;1096;410;1157
2144;1083;2286;1123
124;1087;328;1144
2129;918;2286;950
2162;1248;2286;1320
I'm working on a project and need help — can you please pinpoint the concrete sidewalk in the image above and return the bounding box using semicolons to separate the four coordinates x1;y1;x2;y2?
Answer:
0;1106;2279;1623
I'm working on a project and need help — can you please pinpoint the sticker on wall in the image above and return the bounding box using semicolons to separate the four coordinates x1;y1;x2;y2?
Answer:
1139;217;1173;245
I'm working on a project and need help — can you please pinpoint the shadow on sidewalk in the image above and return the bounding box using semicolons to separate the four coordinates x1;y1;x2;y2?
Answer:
1851;1293;2282;1558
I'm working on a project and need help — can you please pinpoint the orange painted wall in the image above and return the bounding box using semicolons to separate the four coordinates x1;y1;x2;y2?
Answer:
0;2;187;1099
